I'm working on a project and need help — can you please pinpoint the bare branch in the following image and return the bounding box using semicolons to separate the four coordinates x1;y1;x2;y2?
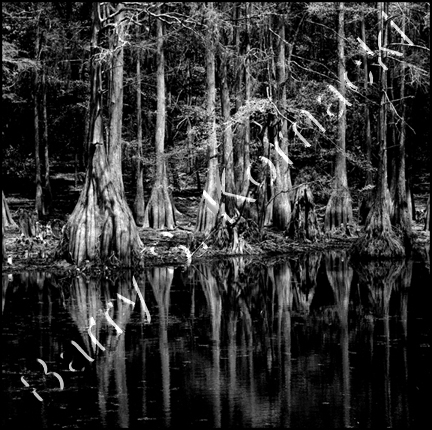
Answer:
388;42;430;52
306;19;351;44
384;91;416;134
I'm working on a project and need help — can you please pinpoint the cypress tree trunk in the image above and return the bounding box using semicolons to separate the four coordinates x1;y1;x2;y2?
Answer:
233;3;244;192
359;12;374;225
219;30;236;219
255;126;274;229
186;61;194;176
57;3;142;267
134;30;145;227
324;2;353;234
240;2;252;207
353;2;404;259
41;64;52;215
272;8;292;230
34;24;44;219
196;2;220;233
144;8;175;229
388;24;399;207
392;3;412;246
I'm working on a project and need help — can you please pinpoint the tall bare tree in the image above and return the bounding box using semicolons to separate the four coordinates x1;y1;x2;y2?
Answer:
195;2;220;233
354;2;404;259
324;2;353;234
272;6;292;230
133;29;145;227
57;3;142;266
392;2;412;245
144;7;175;229
33;21;44;219
240;2;252;202
41;51;52;215
219;13;236;220
359;11;374;224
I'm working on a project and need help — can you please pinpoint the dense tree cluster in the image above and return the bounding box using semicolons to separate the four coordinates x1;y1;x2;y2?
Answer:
2;2;430;265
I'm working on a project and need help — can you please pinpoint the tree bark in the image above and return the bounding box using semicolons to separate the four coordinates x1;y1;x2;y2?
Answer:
240;2;252;205
233;3;244;191
134;30;145;227
324;2;353;234
195;2;220;233
41;63;52;215
108;3;126;195
354;2;404;259
255;125;274;230
57;3;143;267
359;12;374;224
144;7;175;230
34;24;44;219
272;7;292;230
219;31;236;219
391;2;412;245
388;26;399;205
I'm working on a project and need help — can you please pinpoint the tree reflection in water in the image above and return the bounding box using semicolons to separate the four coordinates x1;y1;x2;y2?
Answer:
147;266;174;427
325;250;353;428
292;253;321;315
66;272;137;428
197;263;222;427
354;258;410;429
1;254;429;428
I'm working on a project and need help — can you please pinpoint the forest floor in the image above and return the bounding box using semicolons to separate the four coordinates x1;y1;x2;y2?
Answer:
2;169;430;274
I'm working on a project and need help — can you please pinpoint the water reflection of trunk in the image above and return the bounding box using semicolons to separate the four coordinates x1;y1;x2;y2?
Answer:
396;260;412;339
236;260;257;426
220;262;238;426
33;272;47;340
22;272;55;358
68;276;102;357
325;250;353;428
264;266;276;371
147;266;174;428
227;299;237;426
292;253;321;315
2;273;11;314
197;263;221;428
274;261;293;427
355;260;404;428
67;273;136;428
134;273;148;420
397;260;412;424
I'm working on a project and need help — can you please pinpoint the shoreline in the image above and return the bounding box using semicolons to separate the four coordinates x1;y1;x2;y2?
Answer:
2;222;429;274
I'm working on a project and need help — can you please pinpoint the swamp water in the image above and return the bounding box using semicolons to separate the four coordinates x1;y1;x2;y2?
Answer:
2;252;431;428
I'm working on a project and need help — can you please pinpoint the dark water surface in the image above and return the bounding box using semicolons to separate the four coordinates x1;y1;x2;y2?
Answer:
2;252;431;428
